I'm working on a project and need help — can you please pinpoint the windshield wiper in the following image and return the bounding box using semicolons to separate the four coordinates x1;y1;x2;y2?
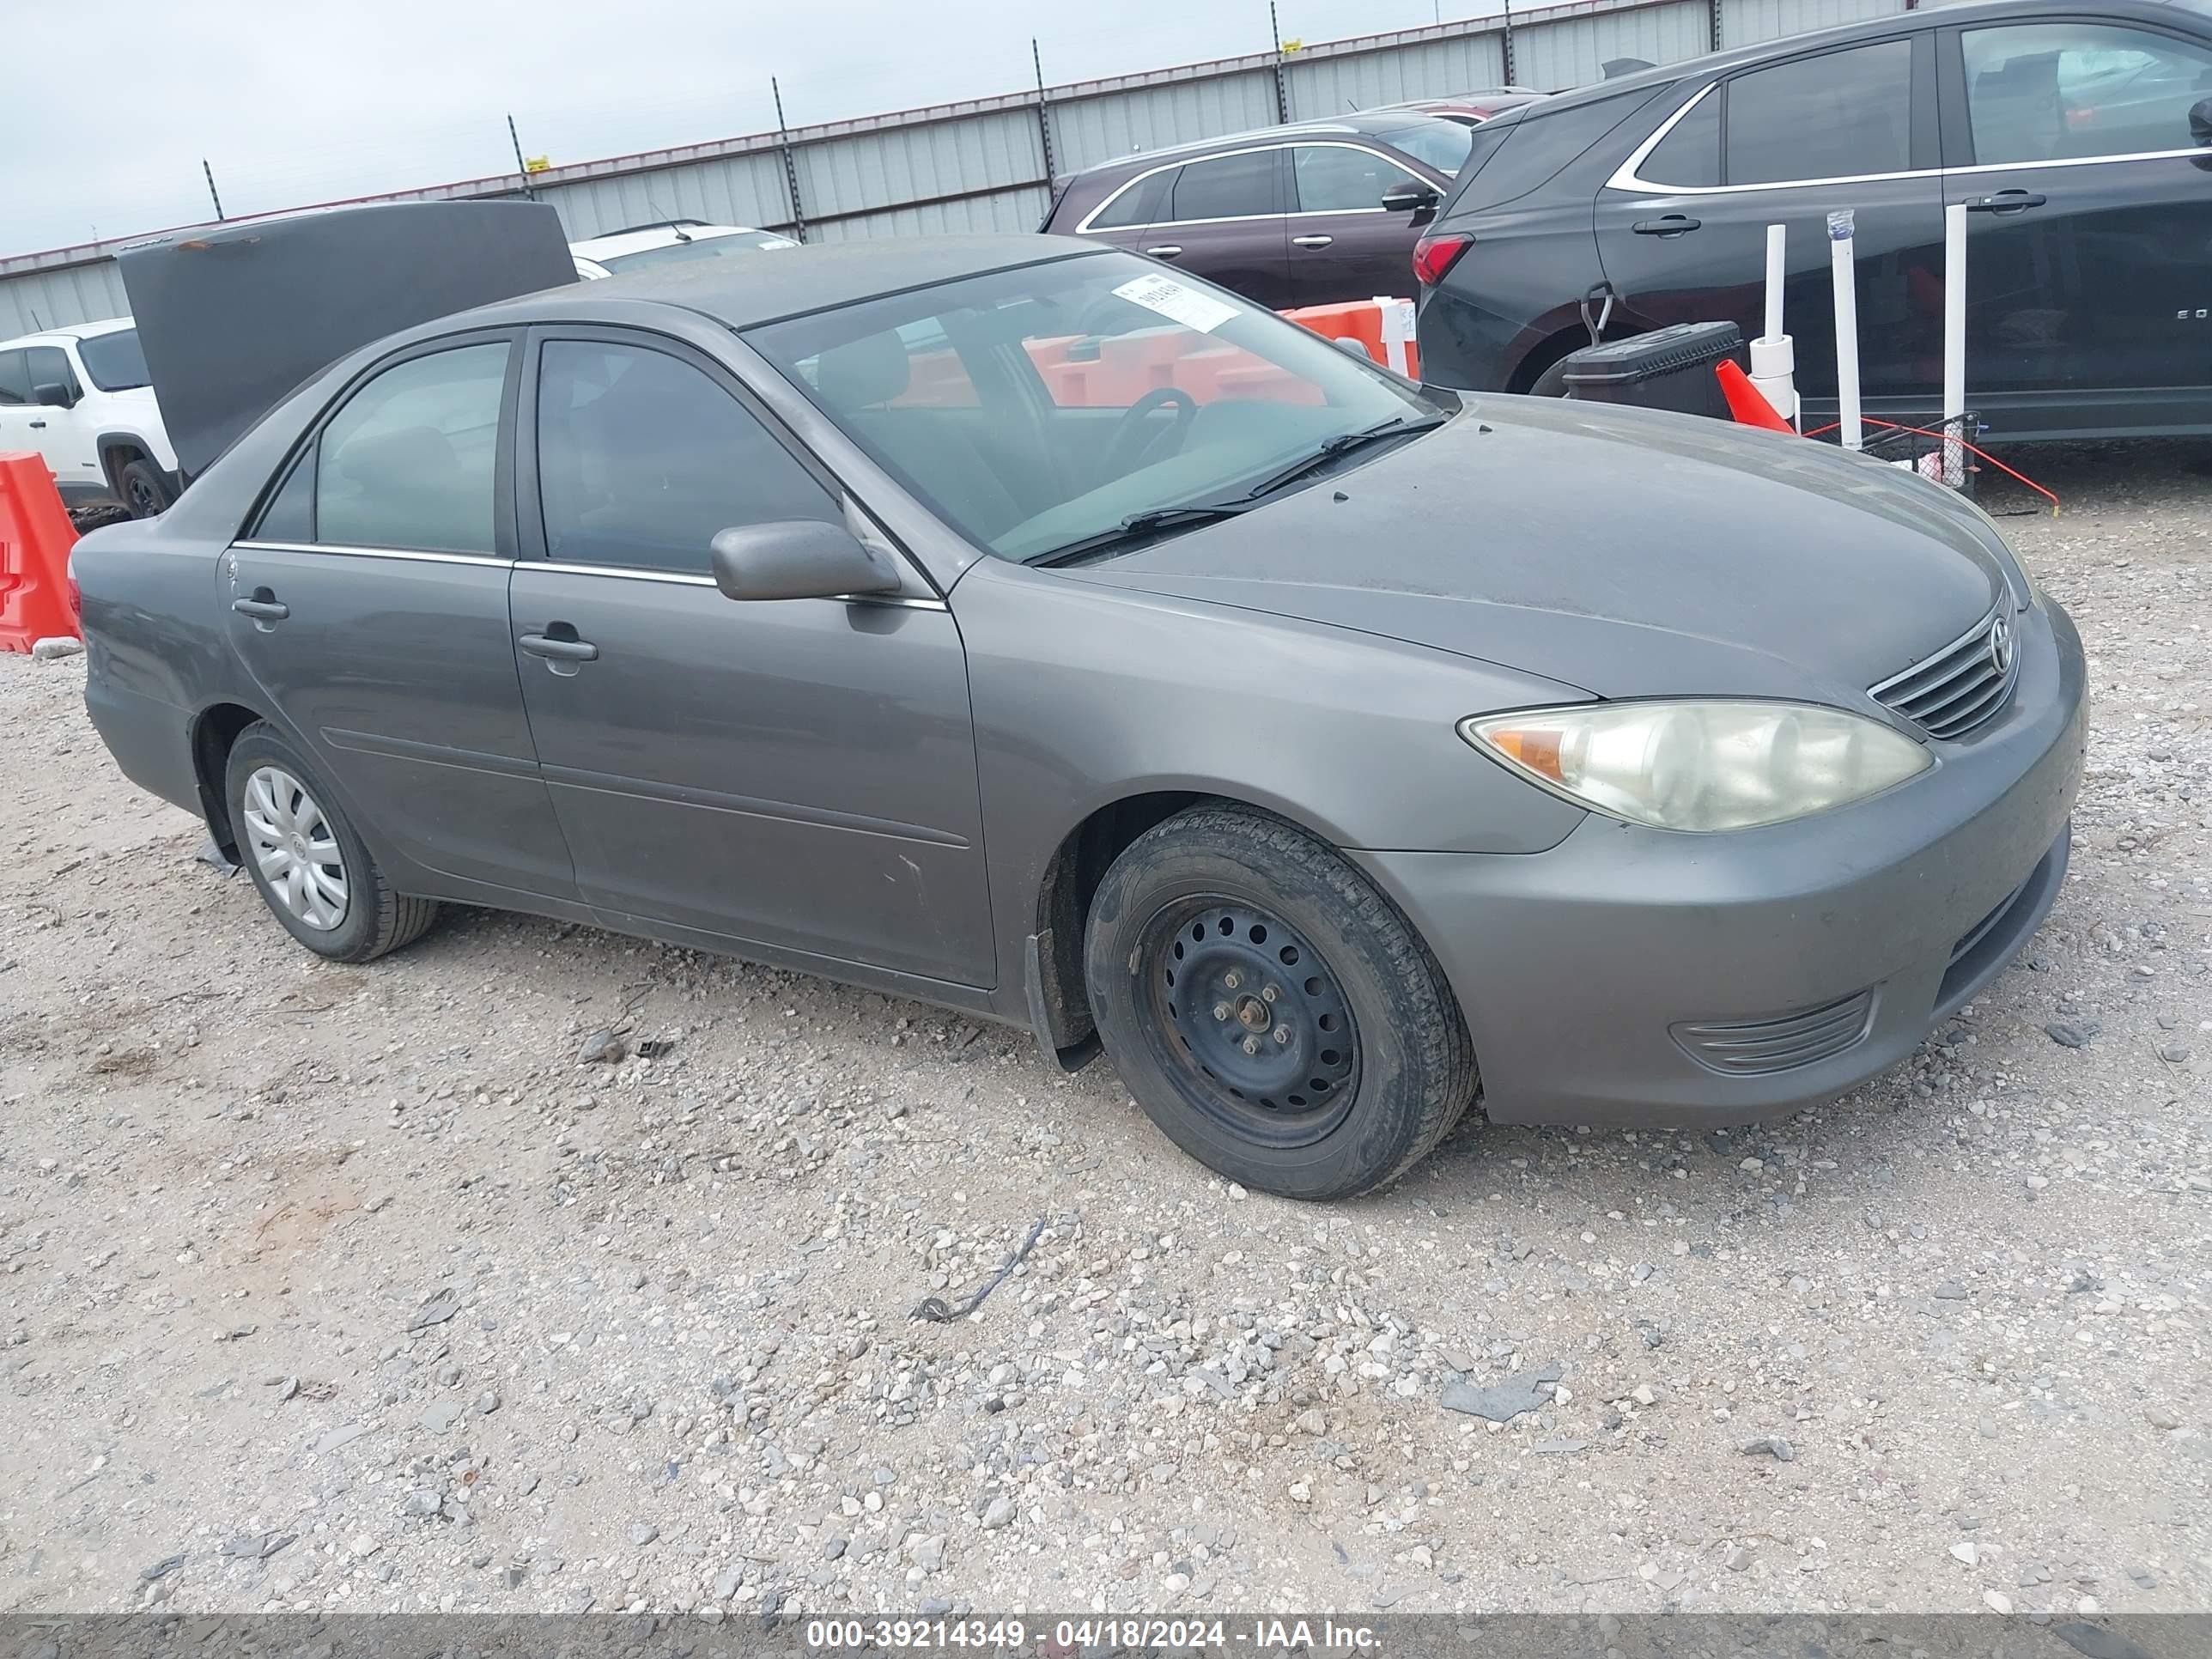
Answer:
1026;499;1262;568
1237;412;1448;501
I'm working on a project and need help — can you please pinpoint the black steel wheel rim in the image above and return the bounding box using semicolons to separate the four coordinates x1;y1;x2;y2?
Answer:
126;474;158;514
1133;895;1360;1149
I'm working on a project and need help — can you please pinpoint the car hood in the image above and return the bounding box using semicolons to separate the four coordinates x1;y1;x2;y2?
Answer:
1063;399;2010;705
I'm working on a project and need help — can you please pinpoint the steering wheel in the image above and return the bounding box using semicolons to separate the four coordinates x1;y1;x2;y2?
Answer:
1101;387;1200;479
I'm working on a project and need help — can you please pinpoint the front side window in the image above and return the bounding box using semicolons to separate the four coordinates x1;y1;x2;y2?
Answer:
0;350;29;406
1292;145;1415;212
750;250;1431;564
76;328;149;392
1642;87;1722;186
536;340;837;574
1725;40;1913;184
316;343;509;554
1963;21;2212;162
1170;149;1281;221
23;346;76;401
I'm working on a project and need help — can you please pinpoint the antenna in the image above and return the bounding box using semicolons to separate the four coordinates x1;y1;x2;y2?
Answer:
645;191;689;239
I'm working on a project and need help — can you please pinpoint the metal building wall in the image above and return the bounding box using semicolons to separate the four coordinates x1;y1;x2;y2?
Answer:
0;0;1911;335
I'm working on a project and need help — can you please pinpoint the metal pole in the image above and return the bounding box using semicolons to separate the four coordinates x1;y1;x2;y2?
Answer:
1269;2;1291;124
507;113;535;199
1032;39;1056;182
1828;209;1862;452
202;160;225;222
1501;0;1516;86
1942;201;1967;486
773;77;808;243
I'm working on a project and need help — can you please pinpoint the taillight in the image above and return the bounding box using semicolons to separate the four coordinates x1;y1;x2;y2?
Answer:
1413;231;1473;288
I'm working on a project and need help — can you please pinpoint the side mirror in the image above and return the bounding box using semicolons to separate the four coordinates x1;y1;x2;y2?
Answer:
708;520;903;602
1381;180;1442;215
32;382;74;410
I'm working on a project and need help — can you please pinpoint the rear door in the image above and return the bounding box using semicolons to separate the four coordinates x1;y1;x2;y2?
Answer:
507;327;996;987
1593;33;1947;406
224;331;578;900
1285;143;1440;303
1938;14;2212;432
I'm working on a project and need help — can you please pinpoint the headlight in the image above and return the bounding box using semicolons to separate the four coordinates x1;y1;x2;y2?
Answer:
1462;701;1932;832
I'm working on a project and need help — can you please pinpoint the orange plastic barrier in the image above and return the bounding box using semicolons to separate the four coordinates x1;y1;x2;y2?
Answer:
0;452;80;653
1281;298;1420;380
1715;359;1796;434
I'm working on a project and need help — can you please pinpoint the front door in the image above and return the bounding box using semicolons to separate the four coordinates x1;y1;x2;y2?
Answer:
223;332;578;900
1594;33;1948;407
1940;15;2212;433
1086;148;1295;311
1285;143;1437;304
507;329;996;988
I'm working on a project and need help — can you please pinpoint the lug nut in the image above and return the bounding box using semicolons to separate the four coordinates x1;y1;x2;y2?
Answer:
1243;1036;1260;1056
1224;970;1242;989
1261;985;1278;1003
1274;1027;1291;1044
1212;1003;1230;1021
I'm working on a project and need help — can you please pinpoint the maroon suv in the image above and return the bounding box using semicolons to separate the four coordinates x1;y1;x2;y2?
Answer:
1038;113;1475;308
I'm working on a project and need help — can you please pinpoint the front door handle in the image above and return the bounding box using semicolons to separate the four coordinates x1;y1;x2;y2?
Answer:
1966;190;2046;213
27;419;46;429
232;591;289;625
1144;245;1183;258
1632;214;1701;237
1291;234;1335;249
518;630;599;663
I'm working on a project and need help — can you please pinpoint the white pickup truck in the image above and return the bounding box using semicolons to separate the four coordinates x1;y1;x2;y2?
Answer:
0;317;179;517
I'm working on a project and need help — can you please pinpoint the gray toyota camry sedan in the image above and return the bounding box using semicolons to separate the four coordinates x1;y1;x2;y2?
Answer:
76;235;2085;1200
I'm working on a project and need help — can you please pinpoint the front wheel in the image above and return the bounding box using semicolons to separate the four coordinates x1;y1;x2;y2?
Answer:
224;724;439;963
1083;805;1479;1200
118;458;173;519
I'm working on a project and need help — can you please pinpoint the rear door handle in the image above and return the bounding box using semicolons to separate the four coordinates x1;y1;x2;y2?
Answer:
518;631;599;663
1144;245;1183;258
232;594;289;623
1632;214;1701;237
1291;234;1335;249
1966;190;2046;213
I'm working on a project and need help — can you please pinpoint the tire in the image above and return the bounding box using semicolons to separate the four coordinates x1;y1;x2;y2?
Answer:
1528;356;1576;398
118;457;173;520
1083;805;1479;1200
223;723;438;963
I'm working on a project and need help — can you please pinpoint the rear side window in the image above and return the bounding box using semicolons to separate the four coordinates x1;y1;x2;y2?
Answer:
316;343;509;554
1170;149;1281;221
1642;88;1722;187
535;340;838;575
254;452;315;543
1724;40;1912;183
0;350;28;405
1087;170;1174;229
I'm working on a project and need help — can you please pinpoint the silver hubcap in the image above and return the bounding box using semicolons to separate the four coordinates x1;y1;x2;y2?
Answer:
241;766;349;931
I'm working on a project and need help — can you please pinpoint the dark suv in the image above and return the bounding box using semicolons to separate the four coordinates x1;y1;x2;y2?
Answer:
1039;113;1476;307
1414;0;2212;440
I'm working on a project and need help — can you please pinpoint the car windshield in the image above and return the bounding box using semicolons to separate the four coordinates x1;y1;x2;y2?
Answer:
1369;117;1479;173
598;230;798;271
746;250;1437;564
76;326;149;392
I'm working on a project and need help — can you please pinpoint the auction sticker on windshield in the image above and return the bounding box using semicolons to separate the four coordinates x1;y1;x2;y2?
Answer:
1114;273;1240;333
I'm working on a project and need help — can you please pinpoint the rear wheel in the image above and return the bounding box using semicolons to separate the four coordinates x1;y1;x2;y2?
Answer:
1083;805;1479;1200
1528;356;1576;398
118;457;173;519
223;724;438;963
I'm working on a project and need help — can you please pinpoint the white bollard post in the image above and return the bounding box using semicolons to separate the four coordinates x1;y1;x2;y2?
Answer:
1374;295;1416;377
1750;222;1796;426
1828;209;1862;452
1942;201;1967;487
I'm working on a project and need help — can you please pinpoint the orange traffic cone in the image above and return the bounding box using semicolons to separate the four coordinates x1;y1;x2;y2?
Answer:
0;452;82;652
1716;359;1795;434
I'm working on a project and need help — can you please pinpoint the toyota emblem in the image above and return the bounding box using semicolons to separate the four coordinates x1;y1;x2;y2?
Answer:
1989;615;2015;677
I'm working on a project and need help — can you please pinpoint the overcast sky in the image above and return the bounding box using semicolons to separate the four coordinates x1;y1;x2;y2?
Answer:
8;0;1486;256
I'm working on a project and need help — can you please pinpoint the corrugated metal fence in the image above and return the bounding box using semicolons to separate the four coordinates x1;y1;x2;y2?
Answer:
0;0;1907;337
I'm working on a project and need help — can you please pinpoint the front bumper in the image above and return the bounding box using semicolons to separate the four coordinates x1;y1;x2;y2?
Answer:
1354;599;2087;1127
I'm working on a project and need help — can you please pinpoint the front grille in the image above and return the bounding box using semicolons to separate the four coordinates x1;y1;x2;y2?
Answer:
1673;989;1875;1076
1870;604;2020;739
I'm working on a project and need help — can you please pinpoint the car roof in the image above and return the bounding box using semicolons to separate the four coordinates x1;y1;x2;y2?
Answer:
0;316;136;350
568;222;773;258
1062;111;1468;179
387;234;1106;339
1531;0;2204;106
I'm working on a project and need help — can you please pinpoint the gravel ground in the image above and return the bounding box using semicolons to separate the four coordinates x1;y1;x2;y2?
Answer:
1;441;2208;1621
